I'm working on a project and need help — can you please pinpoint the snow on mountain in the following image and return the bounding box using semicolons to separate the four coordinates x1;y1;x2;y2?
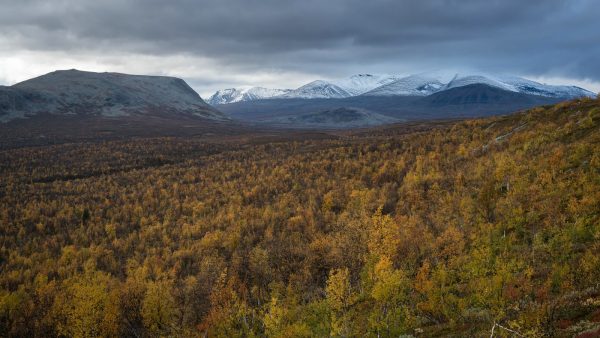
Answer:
332;74;401;96
208;72;596;105
348;72;595;99
2;69;226;122
443;74;595;99
445;74;516;92
278;80;351;99
208;87;291;105
209;75;396;103
207;88;244;105
244;87;292;100
492;75;595;99
362;75;445;96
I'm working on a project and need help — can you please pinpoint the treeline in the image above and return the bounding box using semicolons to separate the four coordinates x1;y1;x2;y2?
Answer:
0;98;599;337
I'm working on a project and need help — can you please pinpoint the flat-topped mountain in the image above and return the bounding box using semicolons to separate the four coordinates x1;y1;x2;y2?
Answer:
1;69;226;122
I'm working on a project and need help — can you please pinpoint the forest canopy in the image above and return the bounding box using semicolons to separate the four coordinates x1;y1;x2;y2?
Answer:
1;98;599;337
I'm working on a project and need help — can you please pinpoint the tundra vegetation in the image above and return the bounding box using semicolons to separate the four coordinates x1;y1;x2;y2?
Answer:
0;98;599;337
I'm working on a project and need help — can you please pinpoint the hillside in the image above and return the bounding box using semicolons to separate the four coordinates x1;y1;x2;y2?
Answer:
1;69;225;122
267;107;401;129
2;70;592;133
0;97;599;337
0;70;241;148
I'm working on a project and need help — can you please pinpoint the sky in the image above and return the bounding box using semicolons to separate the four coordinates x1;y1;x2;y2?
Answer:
1;0;599;98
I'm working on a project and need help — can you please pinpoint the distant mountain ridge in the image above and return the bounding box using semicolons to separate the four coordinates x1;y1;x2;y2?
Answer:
208;72;596;104
334;74;401;96
1;69;226;122
362;74;444;96
268;107;401;129
277;80;351;99
1;69;596;132
208;87;291;105
216;83;569;128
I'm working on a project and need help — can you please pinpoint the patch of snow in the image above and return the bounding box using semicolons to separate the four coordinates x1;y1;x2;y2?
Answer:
208;87;292;105
277;80;352;99
362;75;445;96
445;74;517;92
332;74;401;96
442;73;596;99
492;75;595;99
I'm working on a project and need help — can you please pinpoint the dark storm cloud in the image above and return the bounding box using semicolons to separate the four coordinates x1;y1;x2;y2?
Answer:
1;0;599;81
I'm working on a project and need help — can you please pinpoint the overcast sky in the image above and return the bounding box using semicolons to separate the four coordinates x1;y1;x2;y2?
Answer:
1;0;599;97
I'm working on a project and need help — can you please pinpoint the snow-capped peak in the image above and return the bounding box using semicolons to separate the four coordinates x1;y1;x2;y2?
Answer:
332;74;401;96
208;72;596;104
491;75;596;99
208;87;291;105
443;74;595;99
278;80;351;99
362;74;445;96
445;74;516;92
208;88;243;105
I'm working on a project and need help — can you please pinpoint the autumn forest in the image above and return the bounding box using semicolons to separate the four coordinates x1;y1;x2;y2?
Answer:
1;98;599;337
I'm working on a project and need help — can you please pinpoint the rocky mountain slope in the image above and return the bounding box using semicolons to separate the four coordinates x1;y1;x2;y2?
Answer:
1;69;226;122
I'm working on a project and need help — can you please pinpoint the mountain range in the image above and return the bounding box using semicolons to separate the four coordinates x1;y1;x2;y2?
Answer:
208;72;595;105
0;69;597;138
207;87;292;105
216;84;566;127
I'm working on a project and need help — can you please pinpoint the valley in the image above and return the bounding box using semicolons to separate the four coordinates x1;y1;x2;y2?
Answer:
2;1;599;337
1;97;599;337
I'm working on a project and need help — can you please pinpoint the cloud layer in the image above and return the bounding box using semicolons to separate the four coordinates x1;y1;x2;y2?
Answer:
1;0;599;96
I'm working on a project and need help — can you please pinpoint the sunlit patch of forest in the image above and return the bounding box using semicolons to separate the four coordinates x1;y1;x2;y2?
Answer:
1;98;599;337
